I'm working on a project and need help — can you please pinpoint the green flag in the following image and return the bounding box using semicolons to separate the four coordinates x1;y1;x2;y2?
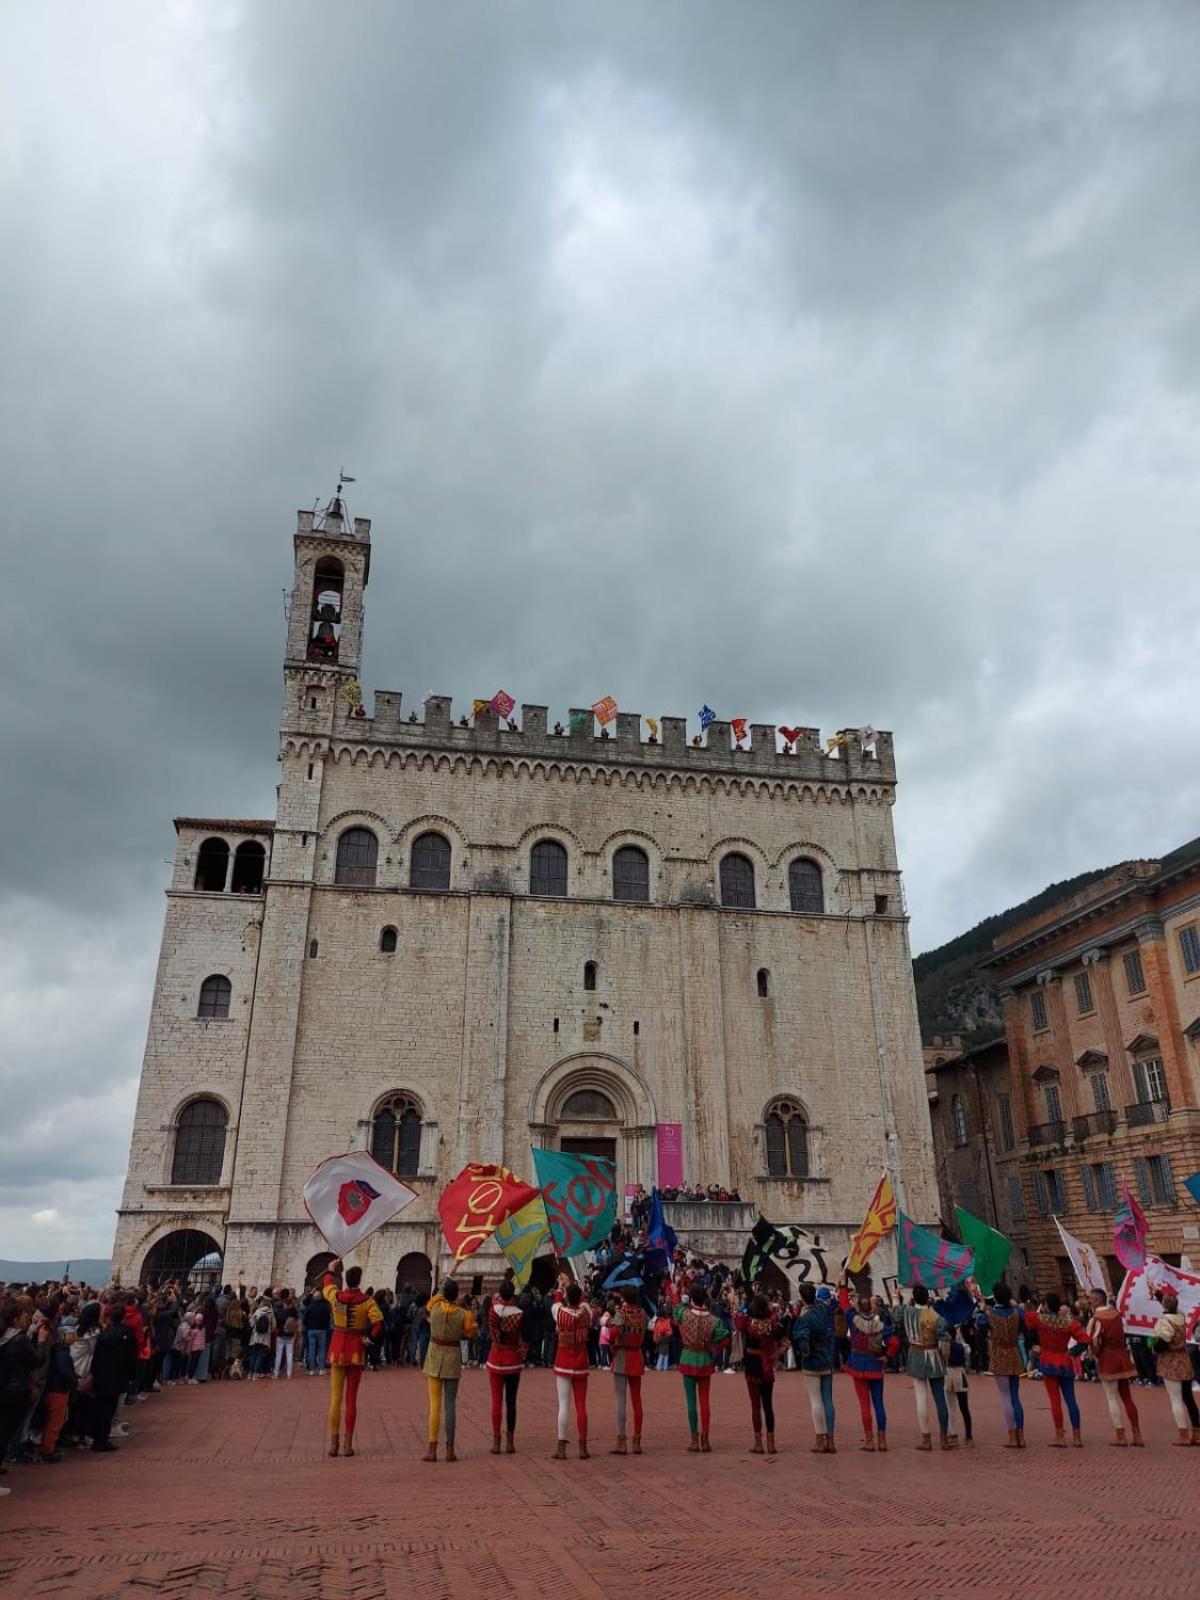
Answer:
532;1147;616;1257
896;1210;975;1289
954;1206;1011;1295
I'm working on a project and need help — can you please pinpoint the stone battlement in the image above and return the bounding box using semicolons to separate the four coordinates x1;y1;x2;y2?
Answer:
292;687;895;785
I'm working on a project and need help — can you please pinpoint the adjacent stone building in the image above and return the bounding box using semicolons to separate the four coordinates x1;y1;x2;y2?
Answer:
113;498;938;1292
981;840;1200;1293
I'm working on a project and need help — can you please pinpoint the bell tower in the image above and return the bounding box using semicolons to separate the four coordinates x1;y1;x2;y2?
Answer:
282;488;371;729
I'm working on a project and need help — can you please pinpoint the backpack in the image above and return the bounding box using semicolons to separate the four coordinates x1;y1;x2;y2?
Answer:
254;1309;272;1336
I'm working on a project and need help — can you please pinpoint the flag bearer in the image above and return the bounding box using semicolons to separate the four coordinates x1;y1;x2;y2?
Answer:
423;1278;476;1463
485;1279;526;1455
675;1284;728;1453
890;1287;953;1451
609;1286;647;1455
322;1261;383;1458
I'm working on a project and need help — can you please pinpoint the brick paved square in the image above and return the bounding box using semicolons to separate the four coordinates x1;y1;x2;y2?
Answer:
2;1368;1196;1598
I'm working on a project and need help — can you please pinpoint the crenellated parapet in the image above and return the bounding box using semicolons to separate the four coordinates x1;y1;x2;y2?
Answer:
283;688;894;787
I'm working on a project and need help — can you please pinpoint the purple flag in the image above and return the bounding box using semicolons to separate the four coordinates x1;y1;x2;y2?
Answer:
1113;1183;1148;1270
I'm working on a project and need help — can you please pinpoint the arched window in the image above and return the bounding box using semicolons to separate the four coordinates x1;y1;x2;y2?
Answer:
370;1094;423;1176
584;960;597;991
720;852;756;908
951;1094;968;1147
612;845;650;903
194;837;230;893
561;1089;616;1119
171;1099;228;1185
764;1098;809;1179
197;975;231;1020
788;857;825;914
380;926;398;953
335;827;378;887
757;967;770;998
410;831;451;891
308;557;344;661
530;839;568;897
231;839;265;894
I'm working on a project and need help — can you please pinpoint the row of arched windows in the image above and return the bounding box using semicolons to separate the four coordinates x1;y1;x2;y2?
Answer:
167;1088;809;1187
332;827;826;912
194;837;266;894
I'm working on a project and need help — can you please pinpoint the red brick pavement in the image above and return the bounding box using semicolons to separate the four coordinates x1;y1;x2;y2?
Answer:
3;1368;1197;1598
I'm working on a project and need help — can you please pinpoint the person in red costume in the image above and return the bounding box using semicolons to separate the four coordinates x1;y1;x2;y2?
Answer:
485;1279;525;1455
550;1282;592;1460
322;1259;383;1458
1025;1292;1089;1447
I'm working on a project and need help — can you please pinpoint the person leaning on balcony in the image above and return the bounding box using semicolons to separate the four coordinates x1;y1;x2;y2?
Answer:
1086;1292;1143;1447
1154;1292;1199;1446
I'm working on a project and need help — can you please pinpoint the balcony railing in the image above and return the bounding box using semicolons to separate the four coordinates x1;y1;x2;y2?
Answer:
1028;1119;1067;1146
1125;1097;1171;1127
1073;1110;1118;1140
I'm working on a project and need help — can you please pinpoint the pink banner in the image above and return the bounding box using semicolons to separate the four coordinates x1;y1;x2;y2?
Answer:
656;1123;683;1188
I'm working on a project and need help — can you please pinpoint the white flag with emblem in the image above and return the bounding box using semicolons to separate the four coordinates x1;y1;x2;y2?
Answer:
302;1151;418;1257
1053;1216;1108;1296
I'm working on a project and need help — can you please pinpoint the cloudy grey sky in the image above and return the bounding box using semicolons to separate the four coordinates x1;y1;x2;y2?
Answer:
3;1;1198;1259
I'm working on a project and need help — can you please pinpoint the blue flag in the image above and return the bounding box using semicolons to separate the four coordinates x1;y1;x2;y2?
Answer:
603;1253;645;1292
698;705;716;730
932;1286;975;1328
1184;1171;1200;1207
645;1187;678;1270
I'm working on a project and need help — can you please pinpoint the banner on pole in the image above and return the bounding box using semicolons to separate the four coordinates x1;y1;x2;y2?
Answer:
302;1151;418;1258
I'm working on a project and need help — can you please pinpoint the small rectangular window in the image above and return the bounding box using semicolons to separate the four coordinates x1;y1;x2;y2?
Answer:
1033;1172;1049;1213
633;1020;640;1036
1134;1156;1152;1206
997;1094;1015;1151
553;1017;559;1034
1097;1161;1118;1210
1149;1153;1176;1206
308;763;315;780
1008;1176;1025;1220
1074;971;1094;1015
1082;1165;1096;1211
1044;1083;1063;1124
874;893;889;915
1049;1169;1066;1212
1123;949;1146;996
1179;925;1200;975
1030;989;1048;1032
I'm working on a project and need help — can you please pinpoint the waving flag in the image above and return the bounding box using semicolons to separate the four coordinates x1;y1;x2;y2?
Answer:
698;705;716;731
847;1172;897;1274
532;1147;616;1256
954;1206;1011;1295
731;717;748;743
645;1187;678;1270
1054;1216;1108;1296
1113;1183;1149;1270
645;717;659;739
741;1215;836;1288
603;1252;646;1293
438;1164;540;1263
778;725;802;745
1117;1256;1200;1332
493;1192;552;1289
489;689;516;718
1185;1171;1200;1207
302;1151;418;1258
591;695;618;726
896;1211;974;1290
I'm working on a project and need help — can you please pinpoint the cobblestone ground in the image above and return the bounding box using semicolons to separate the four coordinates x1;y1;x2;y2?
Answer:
3;1367;1197;1598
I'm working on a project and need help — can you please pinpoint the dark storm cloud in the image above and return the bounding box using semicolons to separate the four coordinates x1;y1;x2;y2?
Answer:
2;0;1198;1251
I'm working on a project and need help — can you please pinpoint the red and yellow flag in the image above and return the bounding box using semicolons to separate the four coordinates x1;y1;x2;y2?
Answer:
437;1164;540;1262
846;1171;897;1274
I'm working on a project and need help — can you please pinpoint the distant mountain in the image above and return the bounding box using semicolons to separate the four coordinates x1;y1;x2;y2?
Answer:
0;1258;112;1286
913;865;1115;1048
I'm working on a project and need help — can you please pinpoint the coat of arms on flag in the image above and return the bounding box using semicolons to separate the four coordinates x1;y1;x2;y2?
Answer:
591;696;618;726
302;1151;418;1258
489;689;516;719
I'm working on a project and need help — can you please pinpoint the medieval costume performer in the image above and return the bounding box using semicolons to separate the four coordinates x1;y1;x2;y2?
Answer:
550;1282;592;1460
423;1278;476;1462
735;1294;781;1455
675;1284;728;1453
890;1287;953;1451
1154;1291;1199;1445
793;1282;838;1454
322;1263;383;1458
1025;1294;1089;1447
485;1281;525;1455
984;1286;1026;1447
609;1287;647;1456
838;1281;891;1452
1087;1293;1143;1446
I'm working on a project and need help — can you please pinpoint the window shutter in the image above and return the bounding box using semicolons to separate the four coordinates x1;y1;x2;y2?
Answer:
1082;1166;1096;1211
1134;1157;1152;1206
1132;1059;1150;1103
1034;1172;1048;1213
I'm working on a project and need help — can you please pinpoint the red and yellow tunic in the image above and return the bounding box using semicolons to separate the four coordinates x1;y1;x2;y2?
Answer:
486;1301;526;1376
610;1304;647;1378
322;1274;383;1367
1088;1306;1135;1381
552;1303;592;1377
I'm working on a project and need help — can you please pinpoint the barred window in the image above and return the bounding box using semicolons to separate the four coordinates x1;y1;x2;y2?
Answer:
951;1094;968;1147
335;827;378;887
1074;971;1094;1015
764;1098;809;1179
1179;925;1200;975
530;839;568;897
1031;989;1048;1031
410;831;451;891
197;975;231;1020
171;1099;227;1185
788;858;824;914
612;846;650;903
370;1094;422;1177
1123;949;1146;996
720;852;756;909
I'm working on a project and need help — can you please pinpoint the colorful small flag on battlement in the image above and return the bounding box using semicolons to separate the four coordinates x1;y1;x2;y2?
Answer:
591;695;618;726
731;717;748;742
489;689;516;719
698;705;716;731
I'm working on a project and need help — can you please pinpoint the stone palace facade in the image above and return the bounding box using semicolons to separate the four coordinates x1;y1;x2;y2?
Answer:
113;498;937;1292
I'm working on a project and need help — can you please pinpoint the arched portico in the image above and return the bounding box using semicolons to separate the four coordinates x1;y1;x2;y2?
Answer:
528;1052;659;1189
